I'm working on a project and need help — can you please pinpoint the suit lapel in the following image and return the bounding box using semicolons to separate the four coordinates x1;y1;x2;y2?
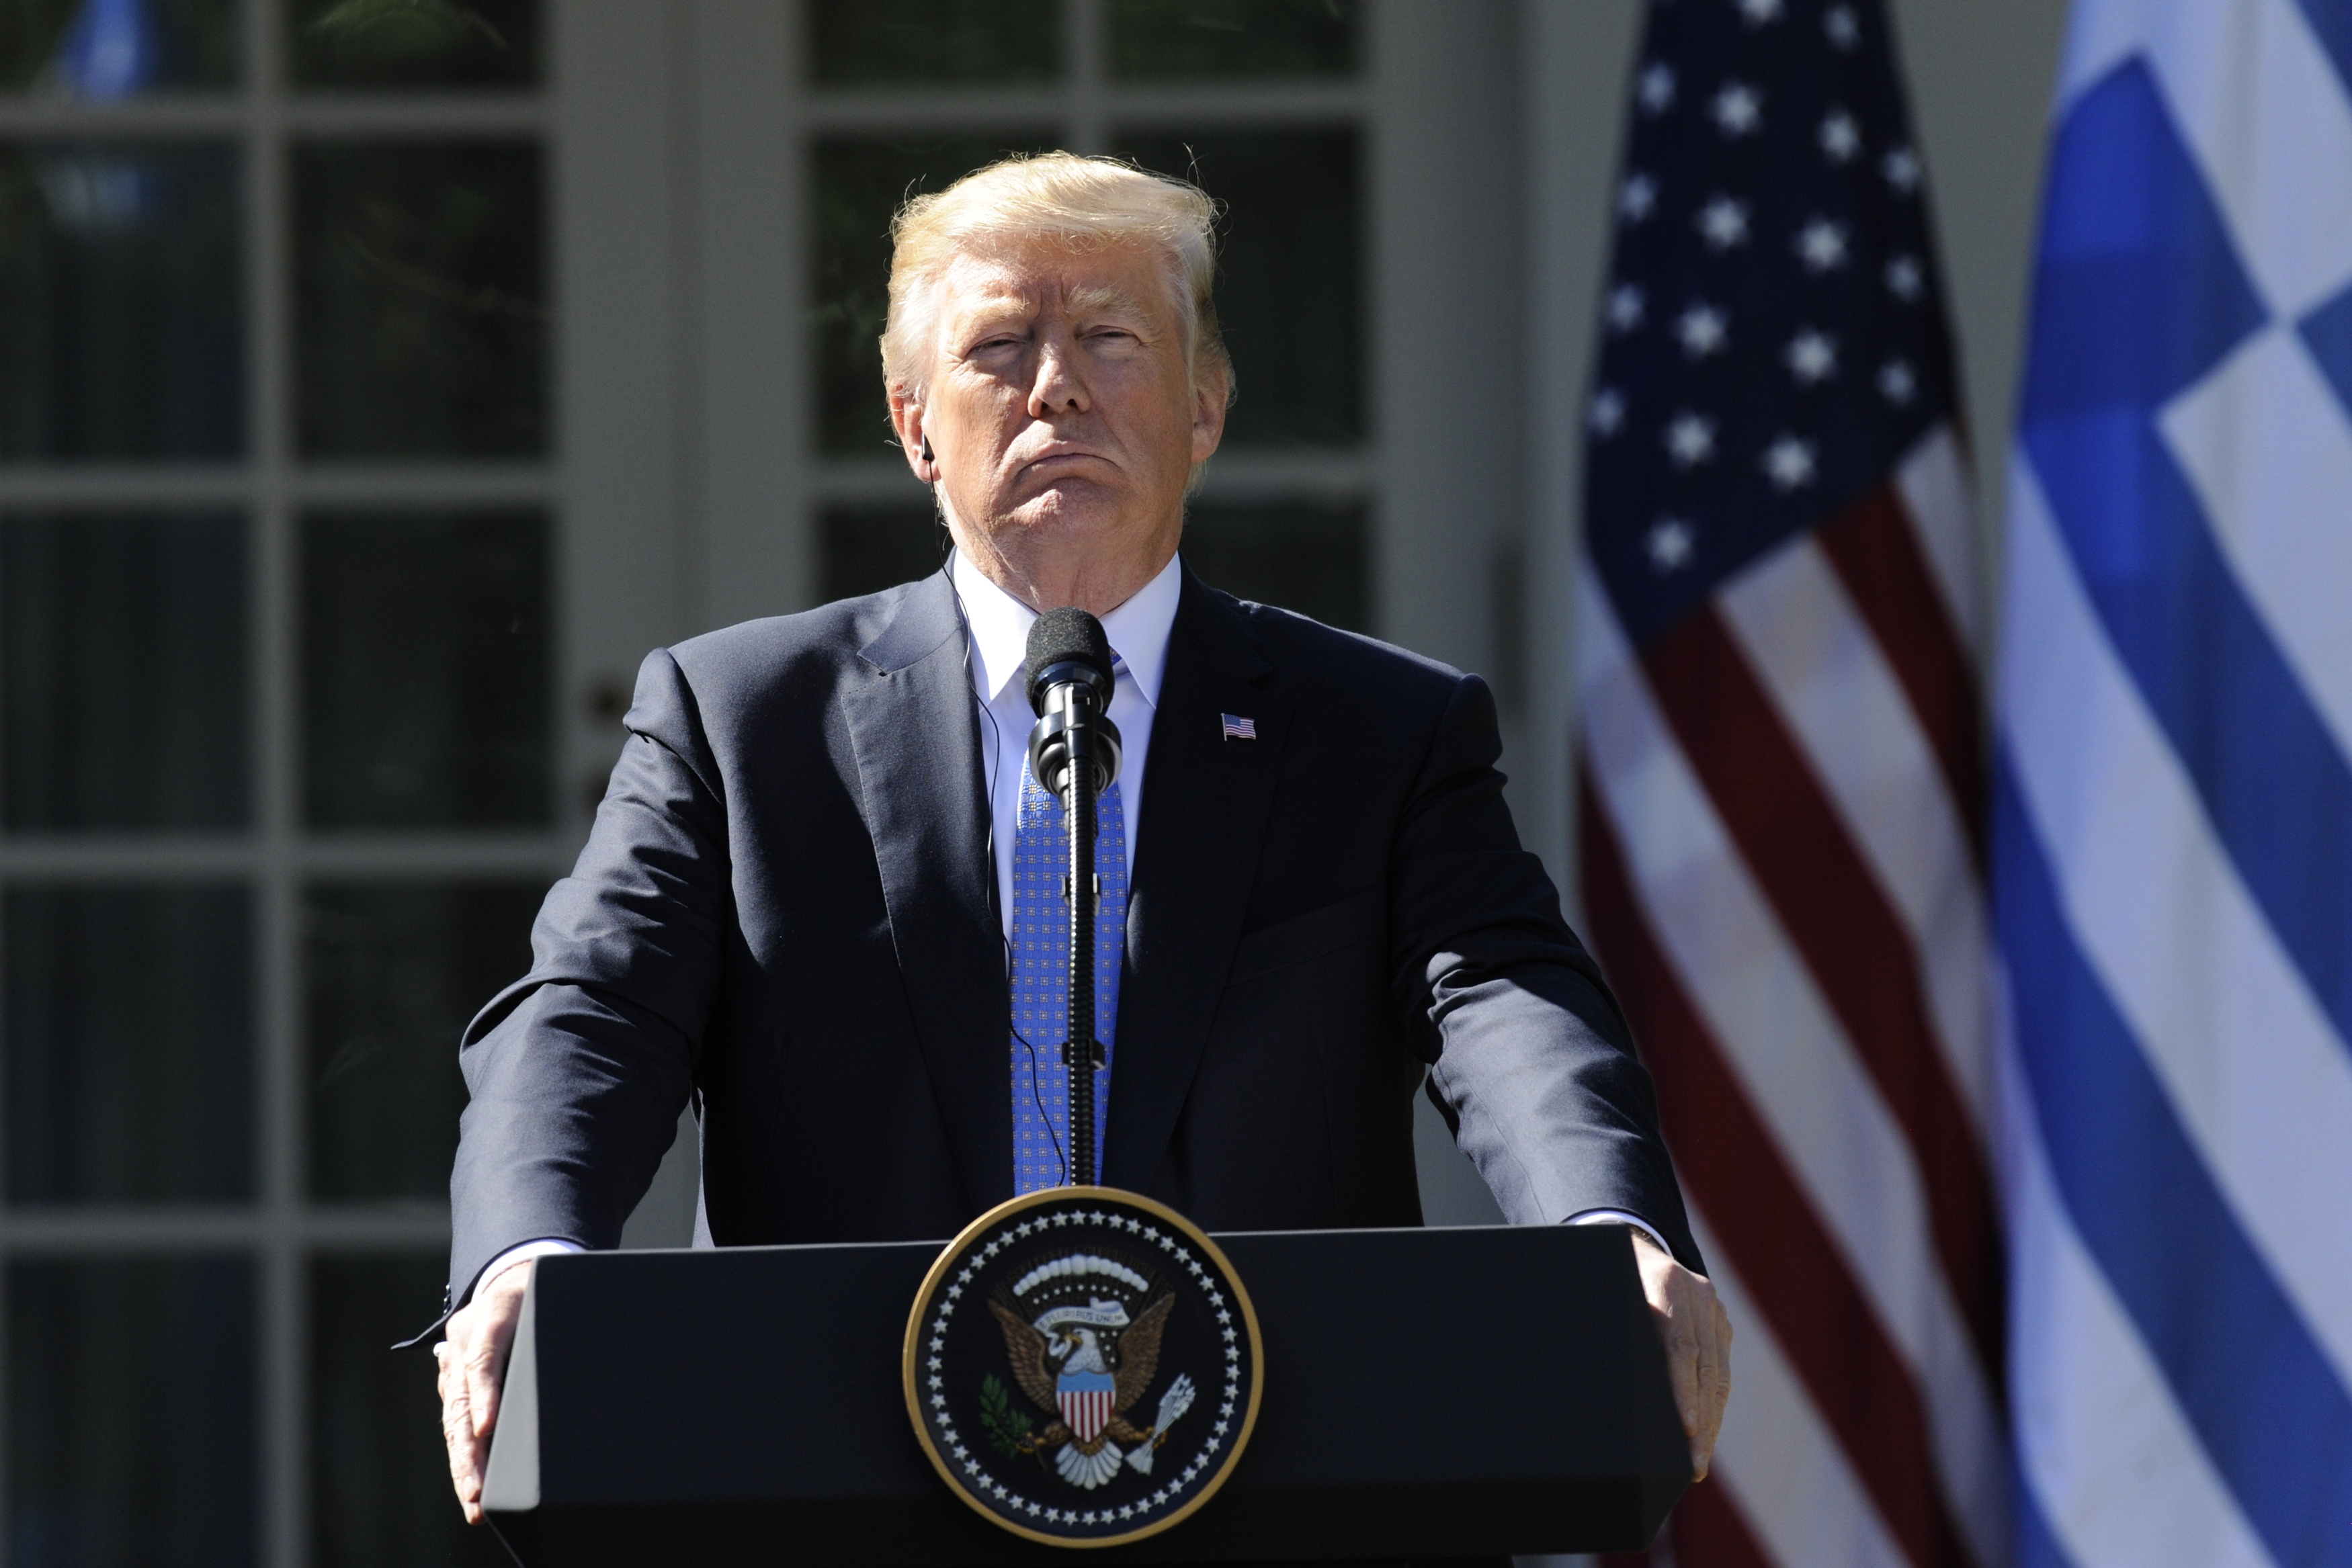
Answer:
1103;568;1290;1191
840;574;1011;1214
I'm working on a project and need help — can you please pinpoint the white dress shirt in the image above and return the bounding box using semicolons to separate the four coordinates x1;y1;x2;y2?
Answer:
464;552;1661;1300
950;548;1180;937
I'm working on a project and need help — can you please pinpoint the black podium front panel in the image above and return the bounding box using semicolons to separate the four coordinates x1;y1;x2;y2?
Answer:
481;1223;1688;1565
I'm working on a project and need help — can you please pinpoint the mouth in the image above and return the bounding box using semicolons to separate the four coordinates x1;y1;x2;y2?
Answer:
1017;447;1111;481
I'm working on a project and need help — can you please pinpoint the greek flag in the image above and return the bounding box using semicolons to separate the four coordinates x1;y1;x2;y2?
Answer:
1993;4;2352;1567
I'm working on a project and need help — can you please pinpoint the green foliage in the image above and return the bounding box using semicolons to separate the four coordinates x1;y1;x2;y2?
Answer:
977;1374;1035;1459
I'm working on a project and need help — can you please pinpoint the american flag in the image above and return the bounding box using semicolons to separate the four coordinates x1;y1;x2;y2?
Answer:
1220;712;1257;741
1574;4;2006;1567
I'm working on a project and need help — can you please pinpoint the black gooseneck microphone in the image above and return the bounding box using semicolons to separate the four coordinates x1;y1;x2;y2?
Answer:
1024;607;1123;1188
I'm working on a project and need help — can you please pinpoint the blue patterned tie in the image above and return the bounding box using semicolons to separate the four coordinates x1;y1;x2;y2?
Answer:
1009;764;1127;1192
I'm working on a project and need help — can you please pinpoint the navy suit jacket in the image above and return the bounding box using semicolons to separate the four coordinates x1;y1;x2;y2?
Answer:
447;566;1698;1309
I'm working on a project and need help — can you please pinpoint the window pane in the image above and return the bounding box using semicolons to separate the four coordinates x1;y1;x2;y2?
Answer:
813;132;1055;457
1183;498;1367;630
5;883;253;1204
293;140;545;459
3;511;247;831
821;501;943;603
0;0;239;95
301;509;549;828
808;0;1057;86
306;880;543;1202
1116;130;1361;445
311;1255;511;1568
290;0;539;90
1109;0;1361;80
9;1257;256;1568
0;141;242;460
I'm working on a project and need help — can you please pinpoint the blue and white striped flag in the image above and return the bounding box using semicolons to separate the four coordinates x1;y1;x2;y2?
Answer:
1994;4;2352;1567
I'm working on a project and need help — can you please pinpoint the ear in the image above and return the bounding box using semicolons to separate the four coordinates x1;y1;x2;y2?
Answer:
1189;368;1228;466
888;385;935;483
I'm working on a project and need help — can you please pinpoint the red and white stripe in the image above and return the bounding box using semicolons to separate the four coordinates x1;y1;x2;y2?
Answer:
1580;427;2007;1568
1060;1387;1114;1443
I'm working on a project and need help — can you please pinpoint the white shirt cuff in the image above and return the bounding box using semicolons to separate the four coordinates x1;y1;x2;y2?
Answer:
478;1238;585;1295
1566;1208;1671;1258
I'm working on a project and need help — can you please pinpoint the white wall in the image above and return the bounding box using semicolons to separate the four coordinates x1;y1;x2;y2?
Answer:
1889;0;2074;572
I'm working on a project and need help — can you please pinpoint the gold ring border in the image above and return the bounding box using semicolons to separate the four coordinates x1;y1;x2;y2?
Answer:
900;1184;1267;1550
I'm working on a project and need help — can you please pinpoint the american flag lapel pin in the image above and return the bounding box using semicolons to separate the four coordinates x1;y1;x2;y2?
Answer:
1220;712;1257;742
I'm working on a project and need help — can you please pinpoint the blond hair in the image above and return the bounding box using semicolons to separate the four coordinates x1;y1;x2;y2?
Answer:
880;152;1233;403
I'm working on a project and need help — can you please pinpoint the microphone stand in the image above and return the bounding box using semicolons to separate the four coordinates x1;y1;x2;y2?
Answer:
1058;717;1103;1188
1028;659;1120;1189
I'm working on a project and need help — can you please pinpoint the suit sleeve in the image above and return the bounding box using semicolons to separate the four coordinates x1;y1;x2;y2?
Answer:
1388;671;1704;1272
444;648;730;1311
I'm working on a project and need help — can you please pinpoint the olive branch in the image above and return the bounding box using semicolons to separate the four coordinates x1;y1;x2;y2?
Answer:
977;1374;1036;1459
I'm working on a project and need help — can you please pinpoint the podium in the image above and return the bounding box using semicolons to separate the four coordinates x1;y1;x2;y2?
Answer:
480;1223;1689;1564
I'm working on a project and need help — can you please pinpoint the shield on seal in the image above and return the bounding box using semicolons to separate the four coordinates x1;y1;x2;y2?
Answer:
1056;1369;1116;1442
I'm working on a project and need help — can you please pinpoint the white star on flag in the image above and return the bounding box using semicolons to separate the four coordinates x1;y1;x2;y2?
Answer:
1676;302;1728;358
1697;194;1750;249
1738;0;1785;23
1878;359;1917;404
1885;254;1924;300
1647;517;1695;570
1882;145;1922;191
1637;60;1675;114
1589;388;1626;435
1824;3;1859;47
1711;81;1763;136
1819;109;1861;162
1762;434;1816;489
1664;410;1717;467
1784;329;1838;384
1796;216;1849;271
1618;172;1658;221
1606;281;1646;331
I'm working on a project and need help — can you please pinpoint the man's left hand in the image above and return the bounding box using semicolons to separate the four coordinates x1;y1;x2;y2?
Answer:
1630;1228;1732;1480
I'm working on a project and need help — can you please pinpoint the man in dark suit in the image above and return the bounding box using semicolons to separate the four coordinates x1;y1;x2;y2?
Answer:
436;153;1730;1531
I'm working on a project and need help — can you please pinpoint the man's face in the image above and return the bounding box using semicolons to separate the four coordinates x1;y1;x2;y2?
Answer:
897;236;1226;595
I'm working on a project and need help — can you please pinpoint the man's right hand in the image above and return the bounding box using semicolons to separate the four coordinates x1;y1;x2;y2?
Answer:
435;1260;532;1524
1629;1228;1733;1481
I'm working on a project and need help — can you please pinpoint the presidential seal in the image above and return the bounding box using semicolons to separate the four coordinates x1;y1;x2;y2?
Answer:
903;1187;1263;1547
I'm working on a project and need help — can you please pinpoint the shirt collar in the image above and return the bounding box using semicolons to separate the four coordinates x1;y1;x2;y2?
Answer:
952;549;1182;711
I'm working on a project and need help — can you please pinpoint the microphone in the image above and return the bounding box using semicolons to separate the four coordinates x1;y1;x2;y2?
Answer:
1024;607;1123;801
1021;607;1123;1188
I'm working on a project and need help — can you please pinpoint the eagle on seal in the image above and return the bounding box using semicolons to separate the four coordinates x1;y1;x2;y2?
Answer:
989;1293;1195;1489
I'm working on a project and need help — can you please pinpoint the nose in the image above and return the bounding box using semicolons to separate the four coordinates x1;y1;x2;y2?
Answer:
1026;331;1089;419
